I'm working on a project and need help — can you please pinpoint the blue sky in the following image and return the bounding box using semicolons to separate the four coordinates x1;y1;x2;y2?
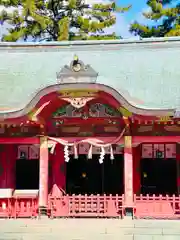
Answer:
119;0;147;22
113;0;148;37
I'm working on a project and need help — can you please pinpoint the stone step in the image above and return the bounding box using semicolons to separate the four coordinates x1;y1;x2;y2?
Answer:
1;219;180;228
0;219;180;240
1;226;180;235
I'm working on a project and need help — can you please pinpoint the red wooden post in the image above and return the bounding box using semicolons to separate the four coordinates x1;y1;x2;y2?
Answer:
176;143;180;195
133;144;141;195
6;144;17;189
52;144;66;195
39;136;49;214
124;136;134;215
0;144;7;188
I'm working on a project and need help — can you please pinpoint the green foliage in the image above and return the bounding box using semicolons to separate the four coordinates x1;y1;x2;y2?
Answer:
130;0;180;38
0;0;131;41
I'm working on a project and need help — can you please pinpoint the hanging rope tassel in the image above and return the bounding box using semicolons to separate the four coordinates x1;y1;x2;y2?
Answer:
110;145;114;160
64;145;70;162
50;143;56;154
99;147;105;164
74;145;78;159
88;145;93;159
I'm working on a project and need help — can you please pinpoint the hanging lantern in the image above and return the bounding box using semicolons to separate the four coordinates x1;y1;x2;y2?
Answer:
99;147;105;164
64;145;70;162
88;145;93;159
82;172;87;178
74;145;78;159
110;145;114;160
143;172;147;178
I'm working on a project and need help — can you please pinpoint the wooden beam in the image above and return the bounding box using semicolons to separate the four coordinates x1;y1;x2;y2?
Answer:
132;136;180;144
0;137;39;144
52;117;123;126
1;136;179;145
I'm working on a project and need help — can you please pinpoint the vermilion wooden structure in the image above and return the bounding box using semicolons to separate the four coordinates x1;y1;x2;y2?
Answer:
0;40;180;219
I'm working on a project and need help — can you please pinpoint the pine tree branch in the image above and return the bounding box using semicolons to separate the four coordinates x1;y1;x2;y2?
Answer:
0;0;130;41
130;0;180;38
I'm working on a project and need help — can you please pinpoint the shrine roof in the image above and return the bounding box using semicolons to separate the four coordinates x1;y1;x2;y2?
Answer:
0;37;180;114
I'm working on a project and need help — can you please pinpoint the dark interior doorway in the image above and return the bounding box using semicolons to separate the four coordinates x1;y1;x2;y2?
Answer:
16;159;39;190
66;154;124;195
141;158;177;195
103;154;124;194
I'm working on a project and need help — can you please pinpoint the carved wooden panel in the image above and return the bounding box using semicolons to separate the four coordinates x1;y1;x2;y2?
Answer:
29;145;39;159
17;145;29;159
165;144;176;158
72;144;123;155
79;143;89;154
52;103;121;118
18;145;39;159
142;143;176;159
153;144;165;158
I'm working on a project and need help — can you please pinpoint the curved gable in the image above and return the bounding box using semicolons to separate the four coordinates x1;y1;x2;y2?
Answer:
0;83;175;121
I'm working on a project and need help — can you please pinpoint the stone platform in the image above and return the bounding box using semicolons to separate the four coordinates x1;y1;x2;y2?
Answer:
0;218;180;240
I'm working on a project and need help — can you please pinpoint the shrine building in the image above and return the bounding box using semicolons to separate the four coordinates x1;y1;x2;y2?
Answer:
0;37;180;218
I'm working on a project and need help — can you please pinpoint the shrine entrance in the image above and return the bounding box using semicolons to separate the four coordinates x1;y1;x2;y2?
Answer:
15;145;40;190
16;159;39;190
141;158;177;195
66;154;124;195
141;144;177;195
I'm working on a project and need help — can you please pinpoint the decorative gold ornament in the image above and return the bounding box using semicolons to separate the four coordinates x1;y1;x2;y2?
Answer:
59;89;98;98
71;55;82;72
158;116;171;122
118;107;132;117
61;97;93;109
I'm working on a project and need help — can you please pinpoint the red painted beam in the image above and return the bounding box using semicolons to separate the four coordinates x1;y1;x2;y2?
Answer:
0;137;39;144
1;136;179;145
52;117;123;125
132;136;180;144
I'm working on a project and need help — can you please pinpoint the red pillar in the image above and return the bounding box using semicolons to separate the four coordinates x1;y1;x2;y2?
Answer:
124;136;133;208
133;144;141;195
0;144;7;188
39;136;49;210
51;144;66;196
176;143;180;195
6;144;17;189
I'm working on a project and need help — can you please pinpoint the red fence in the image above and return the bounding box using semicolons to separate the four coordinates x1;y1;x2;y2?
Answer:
0;197;38;218
48;194;124;218
0;194;180;219
134;195;180;219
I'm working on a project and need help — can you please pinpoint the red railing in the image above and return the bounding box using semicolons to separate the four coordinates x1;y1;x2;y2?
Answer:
48;194;124;218
13;198;38;218
0;194;180;219
0;197;38;218
134;194;180;219
0;198;12;218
